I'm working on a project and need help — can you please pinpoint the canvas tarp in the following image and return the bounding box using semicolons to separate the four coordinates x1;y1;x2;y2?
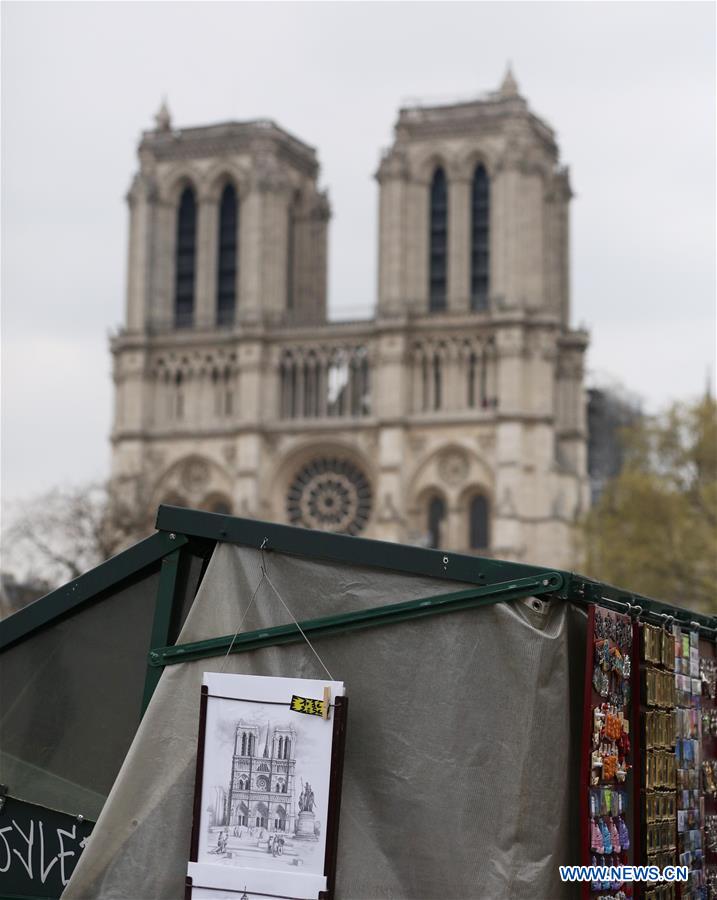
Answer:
63;541;585;900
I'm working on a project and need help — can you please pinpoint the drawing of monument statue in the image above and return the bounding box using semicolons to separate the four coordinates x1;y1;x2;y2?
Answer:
294;779;319;841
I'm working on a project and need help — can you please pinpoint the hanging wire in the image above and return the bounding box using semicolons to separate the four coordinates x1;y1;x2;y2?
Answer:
260;544;335;682
220;539;335;681
219;541;268;673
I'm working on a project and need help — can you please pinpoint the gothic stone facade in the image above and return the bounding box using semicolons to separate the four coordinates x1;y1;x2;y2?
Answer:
226;723;296;833
110;71;589;567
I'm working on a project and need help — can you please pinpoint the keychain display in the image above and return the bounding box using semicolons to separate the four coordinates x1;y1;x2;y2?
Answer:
584;605;635;898
640;621;677;900
699;637;717;900
586;611;717;900
673;625;706;898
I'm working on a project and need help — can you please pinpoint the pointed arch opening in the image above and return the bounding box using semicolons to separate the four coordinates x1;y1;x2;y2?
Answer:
217;183;238;327
174;186;197;328
469;493;490;550
470;164;490;312
286;191;300;313
427;493;446;549
429;167;447;312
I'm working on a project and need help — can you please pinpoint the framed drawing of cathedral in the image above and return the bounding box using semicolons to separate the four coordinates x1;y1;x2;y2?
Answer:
189;673;348;900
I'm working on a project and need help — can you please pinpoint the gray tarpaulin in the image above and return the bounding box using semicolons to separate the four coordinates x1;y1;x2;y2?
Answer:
63;542;585;900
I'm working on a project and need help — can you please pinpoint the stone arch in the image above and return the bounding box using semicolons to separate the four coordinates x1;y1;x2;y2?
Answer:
151;454;233;515
199;492;233;515
455;147;497;182
413;485;448;549
406;442;494;548
160;490;188;509
409;442;494;499
201;161;251;202
412;149;461;184
159;165;203;206
459;486;492;551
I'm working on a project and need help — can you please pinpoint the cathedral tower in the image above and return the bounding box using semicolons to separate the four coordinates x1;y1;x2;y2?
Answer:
111;71;588;568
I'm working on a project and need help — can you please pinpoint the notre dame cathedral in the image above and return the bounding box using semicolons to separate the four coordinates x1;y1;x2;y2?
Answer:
110;68;589;568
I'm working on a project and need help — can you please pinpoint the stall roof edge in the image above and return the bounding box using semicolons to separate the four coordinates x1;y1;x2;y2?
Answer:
153;506;717;630
0;530;188;651
155;504;558;581
2;506;715;652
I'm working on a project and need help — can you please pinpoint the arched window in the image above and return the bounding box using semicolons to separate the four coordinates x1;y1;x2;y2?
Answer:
278;736;283;758
175;187;197;328
433;353;442;410
470;165;490;311
429;168;447;312
422;356;430;411
427;495;446;549
217;184;238;327
467;351;477;408
469;494;490;550
241;733;247;755
284;739;291;759
174;371;184;420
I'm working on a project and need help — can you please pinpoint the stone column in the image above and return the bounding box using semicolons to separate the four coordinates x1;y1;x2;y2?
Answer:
196;194;218;329
491;161;520;310
517;168;546;311
558;175;572;326
447;177;470;313
491;322;527;558
152;198;176;331
376;151;408;317
412;352;423;413
125;174;156;332
238;341;263;424
404;179;429;314
238;188;263;325
259;344;281;424
260;184;291;323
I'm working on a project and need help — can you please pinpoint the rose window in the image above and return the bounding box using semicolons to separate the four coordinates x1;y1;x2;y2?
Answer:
287;457;372;535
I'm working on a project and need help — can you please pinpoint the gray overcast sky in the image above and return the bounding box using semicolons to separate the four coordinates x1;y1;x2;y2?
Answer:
1;1;715;509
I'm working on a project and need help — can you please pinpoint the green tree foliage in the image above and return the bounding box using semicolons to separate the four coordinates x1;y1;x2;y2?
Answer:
584;396;717;614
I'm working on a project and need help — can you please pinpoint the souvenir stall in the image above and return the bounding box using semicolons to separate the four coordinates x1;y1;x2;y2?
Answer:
581;608;717;900
1;505;715;900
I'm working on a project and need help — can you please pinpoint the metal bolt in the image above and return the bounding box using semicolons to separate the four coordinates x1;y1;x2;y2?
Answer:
442;556;449;565
169;533;176;540
77;814;84;823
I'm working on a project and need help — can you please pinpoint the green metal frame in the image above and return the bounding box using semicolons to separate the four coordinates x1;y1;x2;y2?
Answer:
141;549;182;714
154;504;552;587
153;505;717;624
149;571;564;667
2;502;714;900
3;503;716;718
0;530;188;652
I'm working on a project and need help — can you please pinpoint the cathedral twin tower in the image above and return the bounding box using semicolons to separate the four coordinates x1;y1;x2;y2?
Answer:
111;69;589;567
